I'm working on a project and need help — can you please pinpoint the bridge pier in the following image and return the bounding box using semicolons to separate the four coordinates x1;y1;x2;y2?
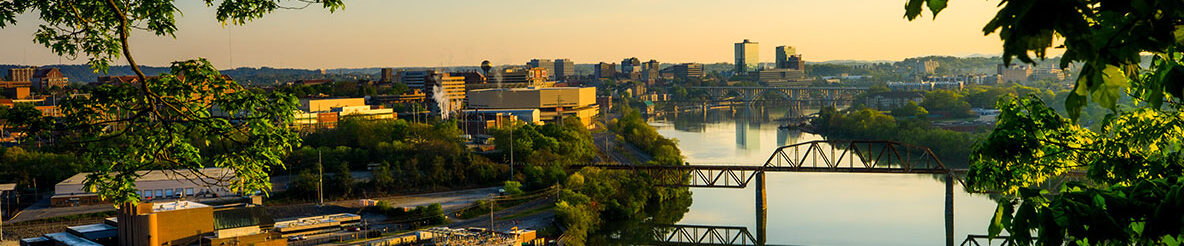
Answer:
756;171;767;246
945;174;954;246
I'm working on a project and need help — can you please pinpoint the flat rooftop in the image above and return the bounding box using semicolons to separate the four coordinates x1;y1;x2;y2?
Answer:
153;201;210;212
57;168;235;186
274;213;360;229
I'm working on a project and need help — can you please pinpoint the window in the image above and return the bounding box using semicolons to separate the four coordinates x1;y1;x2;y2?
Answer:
164;189;174;197
155;189;163;197
186;188;194;197
175;188;183;197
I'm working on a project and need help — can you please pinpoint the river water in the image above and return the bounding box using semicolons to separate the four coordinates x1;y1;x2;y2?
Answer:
647;106;999;246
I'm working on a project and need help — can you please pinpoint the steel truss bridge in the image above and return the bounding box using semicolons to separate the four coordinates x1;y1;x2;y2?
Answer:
689;86;867;104
573;140;957;246
574;140;1088;245
576;140;951;188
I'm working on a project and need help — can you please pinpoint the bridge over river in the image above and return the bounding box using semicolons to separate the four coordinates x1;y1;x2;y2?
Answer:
573;140;1085;246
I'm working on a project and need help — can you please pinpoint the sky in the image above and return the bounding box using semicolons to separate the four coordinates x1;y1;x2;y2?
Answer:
0;0;1024;69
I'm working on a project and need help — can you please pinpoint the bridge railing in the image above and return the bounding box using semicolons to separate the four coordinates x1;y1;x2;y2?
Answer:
763;140;949;174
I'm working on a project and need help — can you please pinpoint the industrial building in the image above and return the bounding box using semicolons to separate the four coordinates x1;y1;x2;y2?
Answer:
467;87;598;127
22;200;284;246
52;168;239;207
294;98;395;130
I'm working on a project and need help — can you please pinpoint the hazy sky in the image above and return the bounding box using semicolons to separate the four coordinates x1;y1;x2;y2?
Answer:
0;0;1025;69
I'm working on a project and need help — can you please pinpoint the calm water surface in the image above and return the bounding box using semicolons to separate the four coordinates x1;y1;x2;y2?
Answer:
648;106;999;246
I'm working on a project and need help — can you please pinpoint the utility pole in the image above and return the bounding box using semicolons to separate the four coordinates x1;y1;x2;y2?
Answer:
317;150;324;206
509;121;514;180
488;195;496;236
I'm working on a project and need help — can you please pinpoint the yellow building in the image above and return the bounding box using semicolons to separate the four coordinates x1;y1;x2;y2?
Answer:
117;201;284;246
294;98;394;130
468;87;598;127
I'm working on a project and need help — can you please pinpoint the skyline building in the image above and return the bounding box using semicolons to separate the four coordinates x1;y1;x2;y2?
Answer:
555;59;575;79
775;45;804;70
621;57;642;74
595;62;616;79
735;39;759;74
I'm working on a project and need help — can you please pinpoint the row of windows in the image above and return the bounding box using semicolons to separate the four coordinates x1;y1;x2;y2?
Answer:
136;187;225;200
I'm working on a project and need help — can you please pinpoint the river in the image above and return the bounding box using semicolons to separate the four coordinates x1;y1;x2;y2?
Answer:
646;105;1000;246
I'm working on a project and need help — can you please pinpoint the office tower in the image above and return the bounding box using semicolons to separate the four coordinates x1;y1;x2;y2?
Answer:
735;39;759;73
621;57;641;74
399;70;432;89
775;46;795;69
554;59;575;79
595;62;617;78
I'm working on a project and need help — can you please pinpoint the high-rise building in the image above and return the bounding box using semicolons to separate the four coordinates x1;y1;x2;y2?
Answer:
621;57;642;74
425;72;468;114
527;59;556;80
595;62;617;79
8;67;34;82
398;70;432;89
735;39;759;73
380;68;393;83
554;59;575;79
775;46;804;70
642;60;661;85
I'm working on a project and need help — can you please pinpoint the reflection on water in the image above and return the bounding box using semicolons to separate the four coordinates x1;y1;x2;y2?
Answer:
649;105;999;246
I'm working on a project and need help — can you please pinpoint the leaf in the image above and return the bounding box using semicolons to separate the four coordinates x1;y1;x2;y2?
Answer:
1175;25;1184;46
990;202;1009;238
1165;65;1184;99
1065;93;1087;122
904;0;925;20
1092;65;1129;111
926;0;947;18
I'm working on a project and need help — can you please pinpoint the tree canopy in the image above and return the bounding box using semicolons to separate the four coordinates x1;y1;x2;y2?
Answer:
909;0;1184;244
0;0;343;205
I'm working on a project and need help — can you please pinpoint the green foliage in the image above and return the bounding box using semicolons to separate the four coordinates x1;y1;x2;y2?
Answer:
814;107;979;164
890;100;928;118
921;89;974;118
556;104;692;245
43;60;301;205
0;0;344;206
0;0;342;72
609;104;684;166
907;0;1184;120
0;146;84;191
287;118;507;197
910;0;1184;244
370;202;447;226
503;181;523;195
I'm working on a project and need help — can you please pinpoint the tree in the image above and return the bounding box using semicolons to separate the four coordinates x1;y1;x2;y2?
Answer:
0;0;343;205
503;181;523;195
909;0;1184;244
920;89;973;118
334;161;354;197
890;100;929;119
